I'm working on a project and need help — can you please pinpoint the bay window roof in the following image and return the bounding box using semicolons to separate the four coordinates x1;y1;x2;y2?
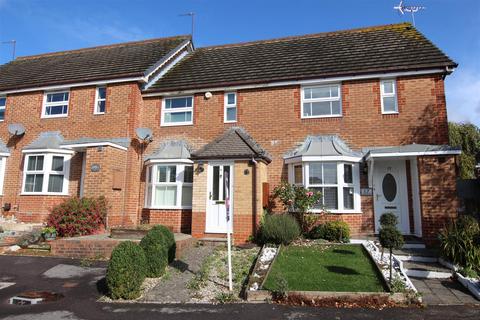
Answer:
145;140;192;162
0;139;10;155
284;135;362;163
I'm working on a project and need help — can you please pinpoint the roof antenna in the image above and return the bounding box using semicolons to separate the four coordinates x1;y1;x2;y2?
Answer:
1;40;16;60
393;1;426;26
179;12;195;41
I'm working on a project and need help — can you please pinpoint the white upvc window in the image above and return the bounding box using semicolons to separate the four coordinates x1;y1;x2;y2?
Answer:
161;96;193;126
301;84;342;118
145;164;193;209
224;92;237;123
0;157;7;195
289;161;361;213
42;91;69;118
380;79;398;114
0;96;6;121
94;86;106;114
22;153;71;195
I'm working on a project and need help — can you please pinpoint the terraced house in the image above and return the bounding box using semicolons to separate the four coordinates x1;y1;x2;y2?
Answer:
0;23;460;244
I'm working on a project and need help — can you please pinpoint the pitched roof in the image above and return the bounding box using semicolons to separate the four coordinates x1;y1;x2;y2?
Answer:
147;23;456;93
145;140;191;161
0;139;10;154
191;128;271;162
284;135;362;159
0;36;190;92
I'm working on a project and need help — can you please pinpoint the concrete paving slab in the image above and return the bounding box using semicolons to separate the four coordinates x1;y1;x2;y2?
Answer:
411;277;479;305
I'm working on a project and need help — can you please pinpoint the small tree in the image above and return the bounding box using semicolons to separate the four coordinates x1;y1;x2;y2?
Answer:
379;225;404;285
379;212;398;259
273;181;323;233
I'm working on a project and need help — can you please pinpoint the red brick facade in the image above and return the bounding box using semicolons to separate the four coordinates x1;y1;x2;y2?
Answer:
0;74;458;243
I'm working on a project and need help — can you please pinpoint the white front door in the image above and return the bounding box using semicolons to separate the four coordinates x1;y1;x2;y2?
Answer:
373;160;410;234
205;163;233;233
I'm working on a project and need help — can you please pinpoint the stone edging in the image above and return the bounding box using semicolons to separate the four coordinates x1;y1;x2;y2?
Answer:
438;258;480;300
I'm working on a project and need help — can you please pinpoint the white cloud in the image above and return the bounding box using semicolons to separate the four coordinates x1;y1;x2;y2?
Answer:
445;69;480;126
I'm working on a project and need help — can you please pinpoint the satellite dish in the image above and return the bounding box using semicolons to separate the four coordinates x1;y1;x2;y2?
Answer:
135;127;153;142
8;123;26;136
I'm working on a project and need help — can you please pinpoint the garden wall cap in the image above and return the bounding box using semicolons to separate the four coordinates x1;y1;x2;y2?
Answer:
191;127;272;162
284;135;361;159
144;140;191;161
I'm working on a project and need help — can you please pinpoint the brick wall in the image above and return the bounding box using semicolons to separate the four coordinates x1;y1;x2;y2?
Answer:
418;155;458;243
141;208;192;233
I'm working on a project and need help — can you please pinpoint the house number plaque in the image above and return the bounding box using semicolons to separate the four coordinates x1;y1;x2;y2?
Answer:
360;188;373;196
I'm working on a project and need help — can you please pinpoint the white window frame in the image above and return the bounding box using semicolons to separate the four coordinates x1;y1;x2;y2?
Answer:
224;92;237;123
0;96;6;122
288;161;361;213
380;79;398;114
42;90;70;118
94;86;106;114
301;84;342;119
161;96;194;126
22;153;71;195
145;163;193;209
0;157;7;195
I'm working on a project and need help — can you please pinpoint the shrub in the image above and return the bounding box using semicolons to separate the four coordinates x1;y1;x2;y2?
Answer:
139;227;169;277
151;225;176;263
106;241;147;300
260;214;301;245
380;213;398;228
46;197;107;237
439;215;480;272
379;225;404;284
310;221;350;243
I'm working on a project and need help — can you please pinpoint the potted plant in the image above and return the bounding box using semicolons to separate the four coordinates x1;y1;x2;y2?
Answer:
42;226;57;241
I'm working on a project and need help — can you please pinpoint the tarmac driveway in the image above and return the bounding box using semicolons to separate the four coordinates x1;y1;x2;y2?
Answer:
0;255;479;320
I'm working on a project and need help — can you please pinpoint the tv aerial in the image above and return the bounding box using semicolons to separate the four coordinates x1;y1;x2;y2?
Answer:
394;1;426;26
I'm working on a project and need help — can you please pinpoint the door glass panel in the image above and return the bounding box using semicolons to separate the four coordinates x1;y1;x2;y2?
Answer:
223;166;231;200
382;173;397;202
212;166;220;201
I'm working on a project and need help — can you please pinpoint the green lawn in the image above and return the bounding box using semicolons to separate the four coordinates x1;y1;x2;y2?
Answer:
263;244;387;292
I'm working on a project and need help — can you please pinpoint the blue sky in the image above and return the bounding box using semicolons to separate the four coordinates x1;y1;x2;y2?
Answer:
0;0;478;125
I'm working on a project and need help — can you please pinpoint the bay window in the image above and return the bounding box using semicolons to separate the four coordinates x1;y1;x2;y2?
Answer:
145;164;193;209
289;161;360;213
23;153;71;194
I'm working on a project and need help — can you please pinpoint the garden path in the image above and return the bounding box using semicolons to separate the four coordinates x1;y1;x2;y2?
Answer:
141;244;215;303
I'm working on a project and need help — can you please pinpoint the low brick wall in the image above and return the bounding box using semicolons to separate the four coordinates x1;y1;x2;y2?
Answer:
50;233;196;260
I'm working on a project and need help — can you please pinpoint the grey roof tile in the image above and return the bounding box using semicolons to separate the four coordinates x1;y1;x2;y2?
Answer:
62;137;130;149
0;139;10;154
0;36;190;92
147;23;456;93
363;144;461;155
191;127;271;162
24;131;64;150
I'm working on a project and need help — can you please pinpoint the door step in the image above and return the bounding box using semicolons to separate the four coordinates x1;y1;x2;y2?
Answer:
198;237;227;246
403;261;452;279
394;247;438;263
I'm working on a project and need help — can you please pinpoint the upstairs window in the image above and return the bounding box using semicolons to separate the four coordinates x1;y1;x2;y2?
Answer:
0;96;5;121
23;153;70;194
161;96;193;126
43;91;69;118
380;79;398;114
94;87;106;114
145;164;193;208
224;92;237;123
302;84;342;118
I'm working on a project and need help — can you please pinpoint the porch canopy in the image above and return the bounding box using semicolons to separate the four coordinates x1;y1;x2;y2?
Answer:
191;127;271;163
363;144;461;160
144;140;192;164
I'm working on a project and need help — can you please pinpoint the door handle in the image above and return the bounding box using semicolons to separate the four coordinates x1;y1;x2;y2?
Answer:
376;194;380;201
209;192;212;200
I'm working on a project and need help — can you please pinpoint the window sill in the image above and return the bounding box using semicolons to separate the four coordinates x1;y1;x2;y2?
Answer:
310;210;363;214
20;192;70;196
224;120;237;124
381;111;399;115
301;115;342;119
160;122;193;127
93;112;106;115
145;206;193;210
41;115;68;119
